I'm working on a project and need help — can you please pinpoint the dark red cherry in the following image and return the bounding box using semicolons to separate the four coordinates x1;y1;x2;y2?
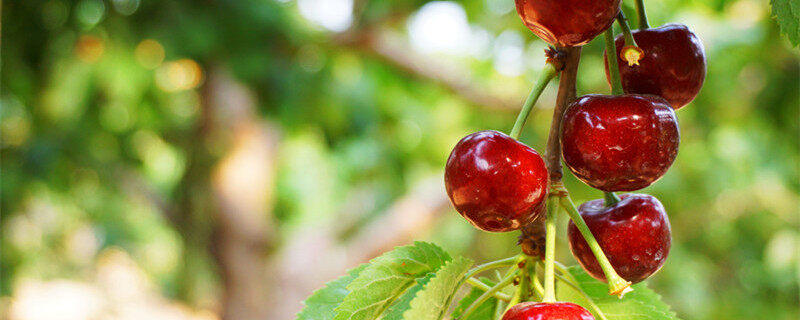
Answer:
604;24;706;109
561;94;679;192
445;130;548;232
568;194;671;284
503;302;595;320
515;0;621;47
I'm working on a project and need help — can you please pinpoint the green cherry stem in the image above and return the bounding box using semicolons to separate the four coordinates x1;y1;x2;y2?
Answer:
604;192;621;206
531;263;545;300
460;269;519;320
553;261;610;320
464;255;521;280
616;11;639;49
542;195;560;303
616;11;644;67
604;28;624;96
559;194;632;297
466;277;513;301
510;62;559;140
635;0;650;29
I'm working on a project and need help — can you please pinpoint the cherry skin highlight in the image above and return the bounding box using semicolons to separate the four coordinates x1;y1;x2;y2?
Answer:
568;194;672;284
515;0;621;47
445;130;548;232
561;94;679;192
503;302;595;320
604;23;706;109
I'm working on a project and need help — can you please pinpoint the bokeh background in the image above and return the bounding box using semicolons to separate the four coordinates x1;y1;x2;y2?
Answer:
2;0;799;319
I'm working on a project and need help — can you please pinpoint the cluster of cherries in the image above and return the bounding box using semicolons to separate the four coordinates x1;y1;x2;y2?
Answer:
444;0;706;319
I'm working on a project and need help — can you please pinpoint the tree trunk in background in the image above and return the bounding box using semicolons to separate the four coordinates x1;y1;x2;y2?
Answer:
205;67;279;320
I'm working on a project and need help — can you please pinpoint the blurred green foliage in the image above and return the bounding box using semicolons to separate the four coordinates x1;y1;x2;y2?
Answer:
2;0;798;319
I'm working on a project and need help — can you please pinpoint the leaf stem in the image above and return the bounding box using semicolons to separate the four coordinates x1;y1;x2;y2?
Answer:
558;193;632;297
466;278;513;301
459;269;519;320
542;196;559;303
635;0;650;29
604;28;624;96
510;63;559;139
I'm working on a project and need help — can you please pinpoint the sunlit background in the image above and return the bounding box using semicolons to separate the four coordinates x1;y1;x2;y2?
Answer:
2;0;799;319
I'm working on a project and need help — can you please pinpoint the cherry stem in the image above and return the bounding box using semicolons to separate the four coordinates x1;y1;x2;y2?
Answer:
464;255;521;280
604;192;621;206
604;28;624;96
557;192;632;297
542;195;560;303
530;263;544;300
552;261;610;320
635;0;650;29
510;62;559;140
616;11;639;49
466;277;513;301
460;269;519;320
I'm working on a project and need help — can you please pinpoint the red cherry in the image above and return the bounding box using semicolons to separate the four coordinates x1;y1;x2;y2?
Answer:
604;24;706;109
445;130;548;232
561;94;679;192
515;0;621;47
568;194;671;284
503;302;595;320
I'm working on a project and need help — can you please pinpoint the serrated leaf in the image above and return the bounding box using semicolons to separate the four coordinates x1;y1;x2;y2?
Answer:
451;278;500;320
382;272;437;320
297;264;369;320
771;0;800;46
333;241;451;320
402;256;474;320
557;266;681;320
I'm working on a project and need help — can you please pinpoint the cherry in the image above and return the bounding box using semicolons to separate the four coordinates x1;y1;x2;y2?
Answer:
561;94;679;192
604;24;706;109
515;0;621;47
503;302;595;320
568;194;671;284
445;130;548;232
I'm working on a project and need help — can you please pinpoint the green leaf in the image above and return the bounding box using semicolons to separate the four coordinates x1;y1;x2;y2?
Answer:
402;256;474;320
771;0;800;46
382;272;437;320
451;278;501;320
333;241;451;320
557;266;681;320
297;264;369;320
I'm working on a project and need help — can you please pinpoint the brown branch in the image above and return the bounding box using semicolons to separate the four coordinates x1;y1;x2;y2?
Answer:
544;47;581;182
519;46;581;256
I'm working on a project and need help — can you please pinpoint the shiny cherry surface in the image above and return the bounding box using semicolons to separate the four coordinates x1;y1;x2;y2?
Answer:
515;0;621;47
568;194;671;284
445;130;548;232
503;302;595;320
561;94;679;192
604;24;706;109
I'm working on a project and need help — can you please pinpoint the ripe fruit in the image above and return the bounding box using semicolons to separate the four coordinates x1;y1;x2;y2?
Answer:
445;130;548;232
503;302;595;320
568;194;671;283
561;94;679;192
515;0;621;47
604;24;706;109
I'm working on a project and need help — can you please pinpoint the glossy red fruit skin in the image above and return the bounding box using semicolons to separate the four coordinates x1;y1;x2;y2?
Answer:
568;194;671;284
503;302;595;320
445;130;548;232
515;0;621;47
561;94;679;192
604;24;706;109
